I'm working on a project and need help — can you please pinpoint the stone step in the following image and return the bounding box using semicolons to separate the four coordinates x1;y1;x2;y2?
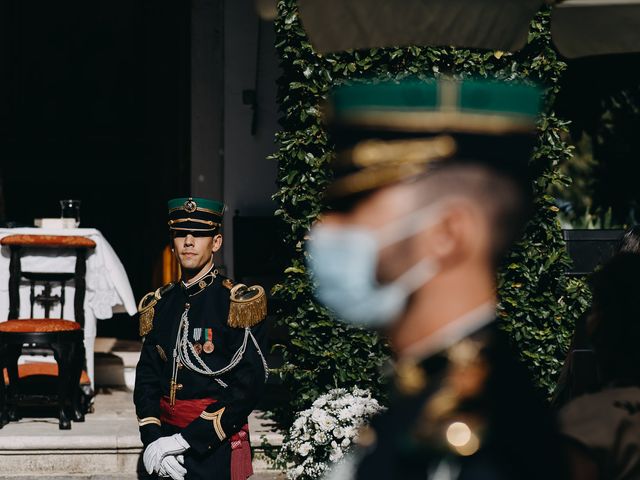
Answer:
0;451;282;478
94;337;141;390
0;388;284;478
3;474;284;480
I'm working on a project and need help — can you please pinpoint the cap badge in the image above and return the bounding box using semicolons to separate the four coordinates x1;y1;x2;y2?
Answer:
184;198;197;213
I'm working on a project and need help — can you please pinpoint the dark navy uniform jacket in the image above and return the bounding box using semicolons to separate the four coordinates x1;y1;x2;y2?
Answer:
133;270;268;458
350;320;569;480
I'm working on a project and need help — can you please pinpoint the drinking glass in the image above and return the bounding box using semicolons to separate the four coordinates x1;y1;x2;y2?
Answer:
60;199;81;227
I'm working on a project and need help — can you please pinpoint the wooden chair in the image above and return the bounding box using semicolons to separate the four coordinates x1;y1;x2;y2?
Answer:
0;234;95;429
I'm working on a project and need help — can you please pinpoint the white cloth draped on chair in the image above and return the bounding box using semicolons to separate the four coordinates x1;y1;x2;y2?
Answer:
0;227;136;387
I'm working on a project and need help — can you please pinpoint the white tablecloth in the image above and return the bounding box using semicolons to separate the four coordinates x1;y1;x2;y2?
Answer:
0;228;137;387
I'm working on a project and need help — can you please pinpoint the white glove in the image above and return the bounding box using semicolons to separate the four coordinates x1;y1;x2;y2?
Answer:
143;434;190;474
158;455;186;480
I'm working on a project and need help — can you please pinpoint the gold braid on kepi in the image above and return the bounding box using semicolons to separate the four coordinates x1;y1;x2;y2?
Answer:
324;79;542;205
228;284;267;328
167;197;225;233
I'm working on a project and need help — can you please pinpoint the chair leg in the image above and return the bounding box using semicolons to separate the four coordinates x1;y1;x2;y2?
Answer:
69;340;85;423
5;345;21;422
0;343;8;428
0;385;7;428
51;342;73;430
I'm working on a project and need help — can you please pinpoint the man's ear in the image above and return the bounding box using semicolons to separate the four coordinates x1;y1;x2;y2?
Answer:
445;202;485;265
430;217;456;260
426;204;472;263
212;233;223;253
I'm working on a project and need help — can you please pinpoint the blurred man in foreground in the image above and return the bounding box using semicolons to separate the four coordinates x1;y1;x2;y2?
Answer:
308;79;568;479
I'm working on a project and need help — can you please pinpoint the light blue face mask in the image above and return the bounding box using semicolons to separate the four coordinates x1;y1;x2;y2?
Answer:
307;203;445;328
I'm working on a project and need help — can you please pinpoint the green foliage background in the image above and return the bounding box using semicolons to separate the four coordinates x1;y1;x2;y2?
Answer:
269;0;590;428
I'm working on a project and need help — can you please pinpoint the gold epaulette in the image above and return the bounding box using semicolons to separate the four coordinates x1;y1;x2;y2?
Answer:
138;282;175;336
228;283;267;328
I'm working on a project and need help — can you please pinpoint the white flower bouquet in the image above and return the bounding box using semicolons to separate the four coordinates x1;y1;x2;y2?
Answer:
279;387;384;479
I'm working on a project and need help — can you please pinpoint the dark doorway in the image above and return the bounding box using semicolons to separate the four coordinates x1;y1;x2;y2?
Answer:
0;1;191;337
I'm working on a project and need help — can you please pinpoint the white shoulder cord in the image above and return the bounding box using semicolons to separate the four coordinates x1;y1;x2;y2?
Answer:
250;328;270;380
176;306;269;386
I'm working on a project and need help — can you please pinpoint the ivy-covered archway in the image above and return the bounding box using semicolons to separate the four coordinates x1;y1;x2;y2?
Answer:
269;0;589;428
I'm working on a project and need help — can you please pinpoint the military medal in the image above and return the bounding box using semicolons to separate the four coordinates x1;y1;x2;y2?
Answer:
203;328;214;354
193;328;203;355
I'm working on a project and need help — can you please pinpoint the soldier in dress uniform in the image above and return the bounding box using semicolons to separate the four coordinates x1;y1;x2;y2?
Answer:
134;197;268;480
307;79;569;479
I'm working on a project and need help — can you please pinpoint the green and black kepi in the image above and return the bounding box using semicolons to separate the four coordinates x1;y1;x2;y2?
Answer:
167;197;225;233
324;78;542;205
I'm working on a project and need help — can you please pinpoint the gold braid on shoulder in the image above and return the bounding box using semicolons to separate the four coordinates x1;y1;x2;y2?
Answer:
227;282;267;328
137;282;175;336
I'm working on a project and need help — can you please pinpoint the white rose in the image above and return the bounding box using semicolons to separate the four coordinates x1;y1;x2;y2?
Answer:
341;437;351;448
351;405;364;417
311;408;326;423
333;398;348;408
313;431;328;444
298;442;312;457
338;409;353;421
343;426;358;439
333;427;345;438
292;465;304;478
331;440;338;449
329;447;344;462
293;417;306;429
319;415;336;431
